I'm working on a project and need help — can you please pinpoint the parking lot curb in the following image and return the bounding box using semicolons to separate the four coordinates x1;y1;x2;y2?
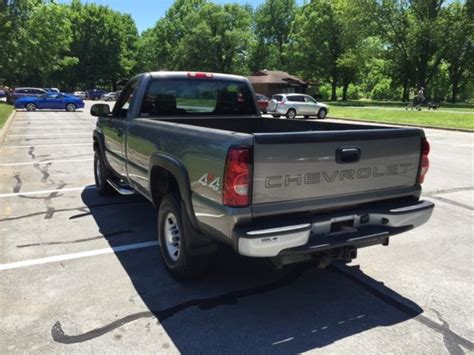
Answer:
328;116;474;133
0;109;16;146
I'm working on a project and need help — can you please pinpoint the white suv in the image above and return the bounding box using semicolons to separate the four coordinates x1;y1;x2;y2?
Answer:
267;93;329;119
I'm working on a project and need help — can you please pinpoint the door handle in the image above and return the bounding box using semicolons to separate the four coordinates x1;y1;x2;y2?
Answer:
117;129;123;137
336;147;361;164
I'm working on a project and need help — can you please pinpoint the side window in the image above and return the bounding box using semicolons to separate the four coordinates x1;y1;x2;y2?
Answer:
288;96;304;102
113;81;138;118
304;96;316;103
34;89;45;95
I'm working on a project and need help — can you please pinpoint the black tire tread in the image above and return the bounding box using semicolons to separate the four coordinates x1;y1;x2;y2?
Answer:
158;194;209;280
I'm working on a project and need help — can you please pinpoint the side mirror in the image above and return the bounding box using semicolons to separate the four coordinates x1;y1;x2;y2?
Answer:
91;103;110;117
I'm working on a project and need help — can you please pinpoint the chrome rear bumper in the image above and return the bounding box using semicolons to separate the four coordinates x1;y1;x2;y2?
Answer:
236;200;434;257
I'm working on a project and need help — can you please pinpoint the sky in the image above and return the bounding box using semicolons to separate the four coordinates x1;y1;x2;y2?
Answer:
58;0;305;33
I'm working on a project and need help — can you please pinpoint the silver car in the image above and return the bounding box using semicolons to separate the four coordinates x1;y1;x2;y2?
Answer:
267;93;329;119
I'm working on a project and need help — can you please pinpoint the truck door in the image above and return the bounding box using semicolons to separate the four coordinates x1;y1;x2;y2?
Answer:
103;80;137;177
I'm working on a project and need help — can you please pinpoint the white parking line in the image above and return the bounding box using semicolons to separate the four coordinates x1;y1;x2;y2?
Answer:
0;158;93;166
0;186;92;198
0;241;159;271
11;126;94;129
8;133;91;137
1;143;91;149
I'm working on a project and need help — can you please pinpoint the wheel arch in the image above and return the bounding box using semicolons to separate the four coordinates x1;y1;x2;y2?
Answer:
148;153;199;231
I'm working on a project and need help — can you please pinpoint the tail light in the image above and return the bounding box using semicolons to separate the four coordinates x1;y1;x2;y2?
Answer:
418;138;430;184
187;72;213;79
223;147;252;207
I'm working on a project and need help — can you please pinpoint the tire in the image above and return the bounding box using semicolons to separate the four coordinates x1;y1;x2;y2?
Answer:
272;114;281;118
94;151;115;195
25;103;37;111
304;115;310;119
317;108;327;119
286;108;296;119
66;103;76;112
158;194;209;280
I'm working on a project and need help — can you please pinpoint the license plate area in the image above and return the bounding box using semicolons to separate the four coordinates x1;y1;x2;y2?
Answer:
330;219;355;234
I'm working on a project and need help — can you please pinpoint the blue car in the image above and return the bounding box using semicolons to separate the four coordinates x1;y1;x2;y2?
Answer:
14;92;85;112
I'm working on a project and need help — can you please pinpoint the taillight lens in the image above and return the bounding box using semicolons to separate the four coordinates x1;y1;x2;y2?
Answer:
187;72;213;79
223;147;252;207
418;138;430;184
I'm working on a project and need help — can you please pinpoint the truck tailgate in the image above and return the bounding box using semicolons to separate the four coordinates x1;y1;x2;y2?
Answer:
252;129;422;204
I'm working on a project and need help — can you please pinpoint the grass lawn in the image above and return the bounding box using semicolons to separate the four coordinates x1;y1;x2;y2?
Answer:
328;99;474;110
0;102;13;129
327;105;474;131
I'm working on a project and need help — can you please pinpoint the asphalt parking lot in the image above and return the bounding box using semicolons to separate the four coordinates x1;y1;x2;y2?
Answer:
1;103;473;354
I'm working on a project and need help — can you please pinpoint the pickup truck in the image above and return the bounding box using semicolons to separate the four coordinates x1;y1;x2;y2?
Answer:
91;71;434;279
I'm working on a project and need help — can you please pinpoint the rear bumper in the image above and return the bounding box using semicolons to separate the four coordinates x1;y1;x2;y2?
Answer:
235;199;434;257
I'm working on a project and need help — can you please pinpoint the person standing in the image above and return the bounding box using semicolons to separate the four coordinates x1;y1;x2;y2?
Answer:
416;87;425;111
406;88;417;110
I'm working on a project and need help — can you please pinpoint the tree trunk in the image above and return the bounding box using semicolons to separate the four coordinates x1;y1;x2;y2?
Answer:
450;81;458;103
402;80;408;102
342;82;349;101
331;81;337;101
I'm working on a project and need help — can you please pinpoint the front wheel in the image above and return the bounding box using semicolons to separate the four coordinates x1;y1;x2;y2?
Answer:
25;103;37;111
94;151;115;195
66;103;76;112
286;109;296;119
318;108;327;119
158;194;209;280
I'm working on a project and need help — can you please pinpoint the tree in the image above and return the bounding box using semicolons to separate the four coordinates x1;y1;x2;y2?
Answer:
290;0;368;100
251;0;296;70
60;0;139;90
442;1;473;102
135;0;254;74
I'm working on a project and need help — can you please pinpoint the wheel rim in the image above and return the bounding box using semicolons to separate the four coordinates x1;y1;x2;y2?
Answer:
320;110;326;118
164;213;181;261
288;110;296;119
26;103;35;111
67;104;75;112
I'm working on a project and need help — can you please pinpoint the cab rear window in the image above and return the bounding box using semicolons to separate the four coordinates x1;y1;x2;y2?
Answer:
140;78;257;116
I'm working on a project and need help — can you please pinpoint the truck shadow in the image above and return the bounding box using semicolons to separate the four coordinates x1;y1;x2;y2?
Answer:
78;187;423;353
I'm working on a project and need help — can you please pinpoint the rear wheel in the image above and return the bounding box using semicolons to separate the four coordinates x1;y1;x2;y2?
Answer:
25;103;37;111
286;108;296;119
318;108;327;119
94;151;115;195
158;194;209;280
66;103;76;112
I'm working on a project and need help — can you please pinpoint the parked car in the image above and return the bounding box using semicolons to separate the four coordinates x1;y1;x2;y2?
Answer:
14;92;84;112
86;89;107;100
73;91;87;100
8;87;47;104
0;89;6;98
101;92;117;101
267;93;329;119
255;93;269;114
90;71;433;279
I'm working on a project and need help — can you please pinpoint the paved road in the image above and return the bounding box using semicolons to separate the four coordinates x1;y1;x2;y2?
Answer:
1;104;473;354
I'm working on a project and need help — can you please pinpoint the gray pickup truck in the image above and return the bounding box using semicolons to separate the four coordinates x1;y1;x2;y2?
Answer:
91;71;434;279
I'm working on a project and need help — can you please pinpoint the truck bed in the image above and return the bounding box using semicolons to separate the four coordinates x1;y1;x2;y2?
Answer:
145;116;423;205
162;116;385;134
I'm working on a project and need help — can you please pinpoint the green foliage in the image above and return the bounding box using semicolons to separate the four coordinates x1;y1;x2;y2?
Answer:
0;0;472;103
251;0;296;70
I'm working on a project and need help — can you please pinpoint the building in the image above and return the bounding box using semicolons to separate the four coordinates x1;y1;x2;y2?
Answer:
247;70;308;98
